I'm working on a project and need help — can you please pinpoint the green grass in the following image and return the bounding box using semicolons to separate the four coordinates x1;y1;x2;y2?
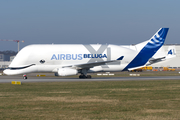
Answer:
1;80;180;120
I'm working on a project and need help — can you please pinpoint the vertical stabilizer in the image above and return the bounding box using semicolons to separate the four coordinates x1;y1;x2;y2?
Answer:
123;28;169;70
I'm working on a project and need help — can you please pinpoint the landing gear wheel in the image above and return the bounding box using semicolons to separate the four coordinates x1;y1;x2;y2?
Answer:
79;75;92;79
87;75;91;79
79;75;86;79
23;74;27;80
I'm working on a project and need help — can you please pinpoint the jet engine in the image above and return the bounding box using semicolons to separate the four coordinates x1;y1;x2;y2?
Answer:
55;68;78;76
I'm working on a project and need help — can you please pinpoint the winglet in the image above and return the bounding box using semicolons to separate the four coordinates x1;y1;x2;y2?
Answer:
117;56;124;60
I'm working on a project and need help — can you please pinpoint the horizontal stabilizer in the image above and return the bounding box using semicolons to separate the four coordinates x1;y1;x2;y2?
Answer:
146;45;176;66
148;57;166;65
117;56;124;60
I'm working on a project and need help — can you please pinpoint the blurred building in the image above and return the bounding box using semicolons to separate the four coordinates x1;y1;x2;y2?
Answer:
0;54;13;69
10;56;16;62
0;54;10;61
151;45;180;69
0;61;11;69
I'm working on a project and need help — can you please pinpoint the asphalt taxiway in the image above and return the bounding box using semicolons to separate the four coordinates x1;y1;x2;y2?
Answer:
1;75;180;83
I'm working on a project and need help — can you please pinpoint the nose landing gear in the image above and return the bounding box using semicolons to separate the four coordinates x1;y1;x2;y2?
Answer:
23;74;27;79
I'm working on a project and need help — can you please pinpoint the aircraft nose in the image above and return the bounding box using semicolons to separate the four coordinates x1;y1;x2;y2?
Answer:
3;68;21;75
3;69;8;75
3;69;11;75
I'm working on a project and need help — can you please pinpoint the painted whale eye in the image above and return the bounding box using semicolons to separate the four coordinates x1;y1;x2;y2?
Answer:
40;59;45;64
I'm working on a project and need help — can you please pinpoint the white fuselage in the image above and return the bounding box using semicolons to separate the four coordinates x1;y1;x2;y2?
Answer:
4;44;138;75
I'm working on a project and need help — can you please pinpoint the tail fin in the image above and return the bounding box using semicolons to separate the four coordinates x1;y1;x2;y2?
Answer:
135;28;169;51
124;28;169;70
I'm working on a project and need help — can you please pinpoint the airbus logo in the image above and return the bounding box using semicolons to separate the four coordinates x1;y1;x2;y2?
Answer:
51;54;107;60
50;44;113;68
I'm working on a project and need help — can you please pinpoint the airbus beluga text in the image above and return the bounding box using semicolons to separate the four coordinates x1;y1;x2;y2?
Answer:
3;28;169;79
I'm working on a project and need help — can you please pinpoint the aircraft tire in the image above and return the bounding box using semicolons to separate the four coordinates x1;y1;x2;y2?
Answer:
87;75;91;79
79;75;84;79
79;75;87;79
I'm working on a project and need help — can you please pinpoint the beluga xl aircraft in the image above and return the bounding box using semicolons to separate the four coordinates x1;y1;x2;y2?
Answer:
3;28;169;79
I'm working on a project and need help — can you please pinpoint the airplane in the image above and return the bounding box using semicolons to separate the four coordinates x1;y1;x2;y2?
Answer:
3;28;169;79
146;45;176;66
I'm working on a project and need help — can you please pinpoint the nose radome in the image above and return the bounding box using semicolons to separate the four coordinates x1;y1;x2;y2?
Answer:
3;70;7;75
3;69;8;75
3;69;13;75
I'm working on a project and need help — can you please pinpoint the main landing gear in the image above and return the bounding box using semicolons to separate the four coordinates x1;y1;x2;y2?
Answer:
79;74;92;79
78;69;92;79
23;74;27;79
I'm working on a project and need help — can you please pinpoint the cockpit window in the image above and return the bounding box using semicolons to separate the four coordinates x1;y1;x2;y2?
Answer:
7;64;35;70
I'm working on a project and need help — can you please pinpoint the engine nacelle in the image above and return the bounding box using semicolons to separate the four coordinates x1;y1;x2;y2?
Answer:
55;68;78;76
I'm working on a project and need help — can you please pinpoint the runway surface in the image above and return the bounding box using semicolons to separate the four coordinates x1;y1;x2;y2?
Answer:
1;75;180;83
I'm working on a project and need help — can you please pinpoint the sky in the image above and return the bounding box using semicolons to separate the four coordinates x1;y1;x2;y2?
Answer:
0;0;180;51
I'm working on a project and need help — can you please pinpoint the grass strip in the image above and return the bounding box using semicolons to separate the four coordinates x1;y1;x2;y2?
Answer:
0;80;180;120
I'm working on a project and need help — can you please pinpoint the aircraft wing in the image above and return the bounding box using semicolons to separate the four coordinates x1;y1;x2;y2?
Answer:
65;56;124;69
